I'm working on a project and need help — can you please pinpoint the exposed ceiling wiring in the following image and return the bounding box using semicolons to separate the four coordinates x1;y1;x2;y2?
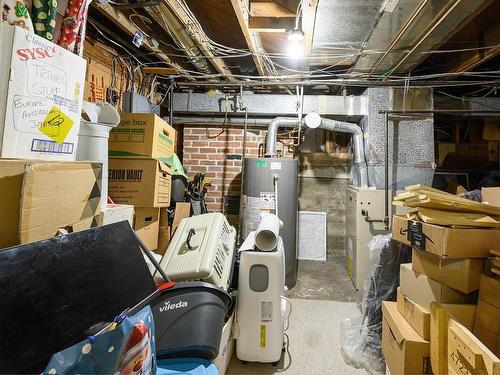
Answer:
91;0;500;89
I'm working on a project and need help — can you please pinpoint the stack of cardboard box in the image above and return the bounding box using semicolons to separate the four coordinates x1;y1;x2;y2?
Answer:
108;113;175;251
384;206;500;374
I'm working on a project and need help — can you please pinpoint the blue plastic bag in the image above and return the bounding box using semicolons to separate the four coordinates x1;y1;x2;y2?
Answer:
44;305;157;375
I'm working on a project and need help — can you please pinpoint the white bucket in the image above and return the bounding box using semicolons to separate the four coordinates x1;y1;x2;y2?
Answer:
76;102;119;209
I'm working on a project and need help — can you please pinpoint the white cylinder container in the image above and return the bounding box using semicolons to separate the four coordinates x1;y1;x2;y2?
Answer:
76;102;120;209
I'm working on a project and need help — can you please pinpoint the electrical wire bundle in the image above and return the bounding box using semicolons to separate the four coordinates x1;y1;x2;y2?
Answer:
88;0;500;90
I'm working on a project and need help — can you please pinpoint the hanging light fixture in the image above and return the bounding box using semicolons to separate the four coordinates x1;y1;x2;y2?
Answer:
287;27;304;43
286;1;304;57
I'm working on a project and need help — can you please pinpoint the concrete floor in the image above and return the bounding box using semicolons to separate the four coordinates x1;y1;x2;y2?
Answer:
227;256;365;375
286;255;360;302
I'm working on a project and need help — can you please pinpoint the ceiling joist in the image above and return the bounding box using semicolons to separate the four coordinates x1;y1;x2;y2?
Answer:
248;16;295;32
230;0;266;76
93;3;189;78
301;0;318;55
249;1;295;17
445;21;500;78
163;1;237;80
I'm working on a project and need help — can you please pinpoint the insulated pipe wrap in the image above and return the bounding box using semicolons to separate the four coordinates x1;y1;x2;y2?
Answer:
265;117;300;156
305;113;368;188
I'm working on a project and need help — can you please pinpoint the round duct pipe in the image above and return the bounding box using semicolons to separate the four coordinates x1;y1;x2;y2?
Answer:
305;112;368;188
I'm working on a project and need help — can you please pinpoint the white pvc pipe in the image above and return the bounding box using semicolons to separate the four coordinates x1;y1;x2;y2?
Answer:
255;213;282;252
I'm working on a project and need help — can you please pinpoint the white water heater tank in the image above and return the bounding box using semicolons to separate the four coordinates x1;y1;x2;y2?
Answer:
236;238;285;363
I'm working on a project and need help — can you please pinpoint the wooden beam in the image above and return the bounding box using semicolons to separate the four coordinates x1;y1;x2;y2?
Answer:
230;0;266;76
158;1;237;81
143;67;178;75
391;0;494;74
301;0;318;55
444;21;500;78
92;3;190;78
248;16;295;32
250;2;295;17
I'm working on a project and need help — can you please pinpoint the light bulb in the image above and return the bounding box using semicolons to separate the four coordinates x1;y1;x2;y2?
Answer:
287;28;304;43
287;41;304;58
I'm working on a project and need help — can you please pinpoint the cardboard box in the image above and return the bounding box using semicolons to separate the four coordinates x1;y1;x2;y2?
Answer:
474;324;500;358
157;226;171;256
397;287;431;340
133;207;160;250
475;300;500;336
399;263;473;311
156;207;171;256
482;187;500;207
108;158;171;207
411;248;485;293
0;25;86;160
382;301;431;375
109;113;176;162
473;275;500;357
430;303;476;375
392;215;499;258
101;204;134;226
479;275;500;309
0;160;101;248
172;202;191;234
448;320;500;375
214;312;234;375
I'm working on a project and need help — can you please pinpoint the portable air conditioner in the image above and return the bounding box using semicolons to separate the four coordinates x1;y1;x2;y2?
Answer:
156;213;236;290
236;238;285;363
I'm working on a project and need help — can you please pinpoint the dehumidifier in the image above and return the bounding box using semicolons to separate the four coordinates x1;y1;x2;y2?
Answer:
236;214;286;363
156;213;236;290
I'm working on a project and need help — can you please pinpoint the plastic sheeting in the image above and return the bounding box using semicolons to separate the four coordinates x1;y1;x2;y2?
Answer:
340;236;412;374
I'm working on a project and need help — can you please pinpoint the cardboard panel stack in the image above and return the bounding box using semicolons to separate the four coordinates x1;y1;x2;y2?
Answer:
108;113;175;251
384;184;500;375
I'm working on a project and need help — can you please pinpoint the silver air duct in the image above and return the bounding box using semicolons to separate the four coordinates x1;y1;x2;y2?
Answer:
265;117;300;156
304;112;368;188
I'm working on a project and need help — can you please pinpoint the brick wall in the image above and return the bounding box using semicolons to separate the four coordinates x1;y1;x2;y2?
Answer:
182;125;352;254
182;125;266;211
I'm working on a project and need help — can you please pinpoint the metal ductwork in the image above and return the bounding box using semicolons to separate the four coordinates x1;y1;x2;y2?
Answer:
173;116;274;127
265;117;300;156
304;112;368;188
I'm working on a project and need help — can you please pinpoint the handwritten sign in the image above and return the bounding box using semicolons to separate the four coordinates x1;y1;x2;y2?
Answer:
27;60;67;98
12;94;53;132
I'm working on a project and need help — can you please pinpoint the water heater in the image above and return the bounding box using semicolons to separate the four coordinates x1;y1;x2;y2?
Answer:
240;157;298;288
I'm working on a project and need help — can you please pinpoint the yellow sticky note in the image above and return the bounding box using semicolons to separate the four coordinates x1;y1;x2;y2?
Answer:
39;106;74;144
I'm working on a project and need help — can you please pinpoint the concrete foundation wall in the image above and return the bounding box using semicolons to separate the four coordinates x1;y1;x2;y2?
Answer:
298;165;351;257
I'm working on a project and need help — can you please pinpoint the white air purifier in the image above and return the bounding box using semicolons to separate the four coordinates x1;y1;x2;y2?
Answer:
236;236;285;363
156;212;236;290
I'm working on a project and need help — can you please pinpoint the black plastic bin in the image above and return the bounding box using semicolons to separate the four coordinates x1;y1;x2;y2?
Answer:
151;281;232;360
